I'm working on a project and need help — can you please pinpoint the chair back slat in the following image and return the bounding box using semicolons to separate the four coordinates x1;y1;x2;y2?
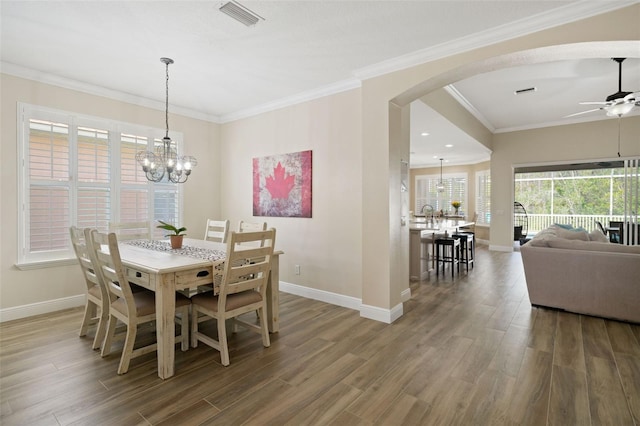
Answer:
204;219;230;243
88;230;136;317
70;226;102;290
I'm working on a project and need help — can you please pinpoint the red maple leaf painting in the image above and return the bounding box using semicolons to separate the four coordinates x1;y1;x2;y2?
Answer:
265;162;295;199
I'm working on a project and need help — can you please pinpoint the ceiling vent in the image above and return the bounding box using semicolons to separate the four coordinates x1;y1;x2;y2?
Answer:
219;1;264;26
514;87;537;95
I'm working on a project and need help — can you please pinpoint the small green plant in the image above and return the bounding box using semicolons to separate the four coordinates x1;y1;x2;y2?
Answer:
156;220;187;236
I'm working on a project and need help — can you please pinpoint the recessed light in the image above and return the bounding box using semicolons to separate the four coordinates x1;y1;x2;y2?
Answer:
421;132;429;136
445;144;453;148
433;155;438;159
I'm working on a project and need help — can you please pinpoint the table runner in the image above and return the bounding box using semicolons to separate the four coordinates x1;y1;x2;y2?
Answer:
125;239;226;262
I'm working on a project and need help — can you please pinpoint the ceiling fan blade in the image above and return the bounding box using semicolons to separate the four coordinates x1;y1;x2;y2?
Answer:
564;108;603;118
579;101;609;105
623;91;639;102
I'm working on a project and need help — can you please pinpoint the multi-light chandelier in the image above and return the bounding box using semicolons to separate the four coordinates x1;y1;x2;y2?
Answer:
136;57;197;183
436;158;445;192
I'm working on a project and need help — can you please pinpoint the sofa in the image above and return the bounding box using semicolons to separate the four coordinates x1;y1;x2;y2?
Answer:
520;224;640;323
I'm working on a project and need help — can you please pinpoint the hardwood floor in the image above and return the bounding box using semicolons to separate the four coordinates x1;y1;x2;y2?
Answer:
1;246;639;425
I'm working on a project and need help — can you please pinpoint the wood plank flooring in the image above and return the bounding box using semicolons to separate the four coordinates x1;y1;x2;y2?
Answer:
1;246;639;425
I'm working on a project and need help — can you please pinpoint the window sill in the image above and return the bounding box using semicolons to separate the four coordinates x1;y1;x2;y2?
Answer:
15;258;77;271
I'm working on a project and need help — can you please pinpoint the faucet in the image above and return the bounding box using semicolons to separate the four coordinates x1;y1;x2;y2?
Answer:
421;204;435;221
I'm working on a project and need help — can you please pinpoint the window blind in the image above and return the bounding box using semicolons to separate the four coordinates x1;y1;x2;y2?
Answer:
18;103;184;265
415;173;467;215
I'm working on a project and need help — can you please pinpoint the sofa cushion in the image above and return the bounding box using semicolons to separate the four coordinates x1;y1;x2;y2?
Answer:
554;226;589;241
588;228;609;243
547;238;640;254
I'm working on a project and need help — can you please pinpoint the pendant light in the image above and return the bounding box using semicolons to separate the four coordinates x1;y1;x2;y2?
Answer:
436;158;445;192
136;57;197;183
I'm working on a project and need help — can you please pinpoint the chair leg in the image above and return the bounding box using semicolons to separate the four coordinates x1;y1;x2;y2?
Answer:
101;315;118;357
117;323;137;375
191;306;199;348
218;318;230;366
79;301;95;337
92;307;109;350
258;307;270;348
178;307;189;352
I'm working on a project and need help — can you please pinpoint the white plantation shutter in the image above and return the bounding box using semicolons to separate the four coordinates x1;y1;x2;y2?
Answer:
77;126;111;231
18;104;184;265
476;169;491;225
27;119;71;254
415;173;467;214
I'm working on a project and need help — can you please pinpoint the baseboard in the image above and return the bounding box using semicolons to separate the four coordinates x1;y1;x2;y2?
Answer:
279;281;361;311
360;302;403;324
279;281;405;323
401;287;411;302
0;294;85;323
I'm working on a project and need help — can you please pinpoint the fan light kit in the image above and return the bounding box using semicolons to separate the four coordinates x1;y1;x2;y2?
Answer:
567;58;640;118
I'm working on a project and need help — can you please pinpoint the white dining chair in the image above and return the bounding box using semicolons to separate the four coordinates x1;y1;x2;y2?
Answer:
204;219;230;243
190;229;276;366
70;226;110;350
108;221;152;241
87;229;191;375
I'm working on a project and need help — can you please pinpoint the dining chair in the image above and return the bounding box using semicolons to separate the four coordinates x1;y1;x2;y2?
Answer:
190;228;276;366
69;226;110;350
204;219;230;243
108;221;151;241
238;220;267;248
87;229;191;375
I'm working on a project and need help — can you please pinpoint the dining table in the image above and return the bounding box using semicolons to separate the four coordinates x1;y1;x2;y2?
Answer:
409;218;475;281
116;237;283;379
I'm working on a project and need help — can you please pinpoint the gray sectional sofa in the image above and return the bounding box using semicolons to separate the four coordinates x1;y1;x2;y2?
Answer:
520;224;640;323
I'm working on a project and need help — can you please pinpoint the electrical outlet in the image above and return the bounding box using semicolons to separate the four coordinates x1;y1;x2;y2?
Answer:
294;264;301;275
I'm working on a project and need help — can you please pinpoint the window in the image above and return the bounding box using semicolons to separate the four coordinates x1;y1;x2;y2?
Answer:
17;103;183;265
415;173;467;215
476;169;491;225
513;160;636;233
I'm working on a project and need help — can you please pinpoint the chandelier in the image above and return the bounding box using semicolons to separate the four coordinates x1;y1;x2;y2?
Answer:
436;158;445;192
136;57;197;183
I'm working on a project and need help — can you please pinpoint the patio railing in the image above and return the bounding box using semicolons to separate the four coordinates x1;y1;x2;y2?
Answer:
519;214;626;235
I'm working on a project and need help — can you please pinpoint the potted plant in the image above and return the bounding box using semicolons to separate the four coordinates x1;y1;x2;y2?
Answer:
157;220;187;249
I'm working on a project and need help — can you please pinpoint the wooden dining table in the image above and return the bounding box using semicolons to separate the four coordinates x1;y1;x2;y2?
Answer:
409;218;475;281
117;238;282;379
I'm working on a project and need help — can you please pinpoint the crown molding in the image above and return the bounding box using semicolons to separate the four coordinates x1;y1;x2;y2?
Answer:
218;78;362;123
353;0;637;81
1;61;222;124
444;85;496;133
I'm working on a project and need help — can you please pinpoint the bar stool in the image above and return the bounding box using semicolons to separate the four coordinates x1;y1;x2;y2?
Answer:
453;233;474;271
421;231;445;272
435;237;460;277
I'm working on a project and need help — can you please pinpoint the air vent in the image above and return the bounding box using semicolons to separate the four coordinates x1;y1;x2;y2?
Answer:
219;1;264;26
514;87;537;95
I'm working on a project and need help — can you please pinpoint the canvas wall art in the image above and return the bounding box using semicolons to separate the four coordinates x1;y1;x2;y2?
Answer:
253;150;312;217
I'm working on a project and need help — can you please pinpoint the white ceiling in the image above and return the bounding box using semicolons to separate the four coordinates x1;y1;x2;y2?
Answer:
2;1;638;169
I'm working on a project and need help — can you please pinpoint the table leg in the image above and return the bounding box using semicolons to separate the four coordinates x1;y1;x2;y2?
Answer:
155;273;176;379
266;254;280;333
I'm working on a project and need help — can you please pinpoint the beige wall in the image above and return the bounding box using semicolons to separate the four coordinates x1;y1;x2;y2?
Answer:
2;5;639;322
0;74;220;313
220;89;363;299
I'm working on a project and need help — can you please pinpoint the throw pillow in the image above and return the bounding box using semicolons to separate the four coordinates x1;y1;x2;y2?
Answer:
548;238;640;254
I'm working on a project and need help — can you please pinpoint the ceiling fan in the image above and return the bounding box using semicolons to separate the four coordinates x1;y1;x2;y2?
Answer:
566;58;640;118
